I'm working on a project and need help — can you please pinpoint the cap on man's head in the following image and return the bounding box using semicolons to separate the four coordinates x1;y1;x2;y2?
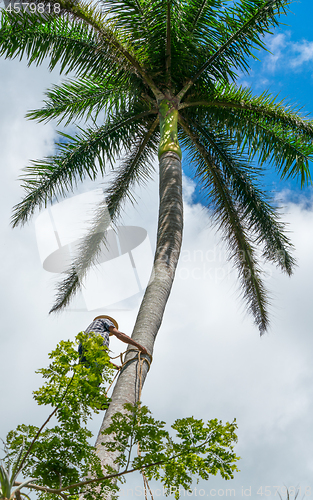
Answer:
93;315;119;330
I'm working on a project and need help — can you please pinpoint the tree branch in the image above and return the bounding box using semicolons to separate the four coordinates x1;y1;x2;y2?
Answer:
16;375;75;475
14;437;212;495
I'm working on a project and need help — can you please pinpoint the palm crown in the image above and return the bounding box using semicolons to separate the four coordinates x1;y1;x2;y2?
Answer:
1;0;312;334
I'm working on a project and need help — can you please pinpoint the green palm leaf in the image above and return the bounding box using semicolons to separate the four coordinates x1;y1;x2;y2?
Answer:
0;4;155;90
0;10;109;75
241;118;313;186
11;107;157;227
49;117;159;312
178;0;291;98
26;74;142;126
179;116;269;333
185;118;296;275
181;83;313;139
181;91;313;186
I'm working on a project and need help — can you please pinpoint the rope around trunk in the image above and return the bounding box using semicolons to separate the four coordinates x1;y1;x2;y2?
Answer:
106;349;152;396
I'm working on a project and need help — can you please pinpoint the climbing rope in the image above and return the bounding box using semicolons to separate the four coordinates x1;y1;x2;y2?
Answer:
104;350;127;395
106;349;152;396
109;349;151;373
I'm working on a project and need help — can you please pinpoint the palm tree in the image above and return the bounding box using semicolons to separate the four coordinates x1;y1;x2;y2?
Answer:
1;0;313;475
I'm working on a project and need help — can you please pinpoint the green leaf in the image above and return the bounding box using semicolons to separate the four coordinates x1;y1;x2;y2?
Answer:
26;75;137;126
179;115;270;333
11;106;156;227
184;116;296;275
49;116;159;312
3;337;239;500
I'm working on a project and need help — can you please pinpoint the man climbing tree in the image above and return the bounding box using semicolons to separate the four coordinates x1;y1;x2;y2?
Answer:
79;314;149;370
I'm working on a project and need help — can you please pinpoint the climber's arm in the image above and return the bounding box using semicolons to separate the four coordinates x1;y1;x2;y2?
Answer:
109;327;148;355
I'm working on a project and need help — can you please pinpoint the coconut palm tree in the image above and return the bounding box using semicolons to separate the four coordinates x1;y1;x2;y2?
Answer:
1;0;313;474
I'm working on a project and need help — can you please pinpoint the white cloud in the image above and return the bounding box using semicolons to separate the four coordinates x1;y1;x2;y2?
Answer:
290;40;313;67
255;32;313;81
264;33;288;72
1;57;313;500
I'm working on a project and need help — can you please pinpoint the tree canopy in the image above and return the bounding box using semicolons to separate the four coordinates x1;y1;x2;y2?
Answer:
0;0;312;333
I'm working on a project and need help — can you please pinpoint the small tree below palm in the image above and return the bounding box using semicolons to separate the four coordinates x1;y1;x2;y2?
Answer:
2;334;239;500
0;0;312;480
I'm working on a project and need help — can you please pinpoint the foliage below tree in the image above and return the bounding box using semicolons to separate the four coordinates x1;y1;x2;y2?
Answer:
3;335;239;500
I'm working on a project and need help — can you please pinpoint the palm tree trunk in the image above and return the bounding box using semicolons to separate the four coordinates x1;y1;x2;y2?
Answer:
94;148;183;473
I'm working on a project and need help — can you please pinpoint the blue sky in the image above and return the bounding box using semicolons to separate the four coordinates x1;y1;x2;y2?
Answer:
183;0;313;205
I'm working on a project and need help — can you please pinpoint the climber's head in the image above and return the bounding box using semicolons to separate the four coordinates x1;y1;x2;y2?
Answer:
93;315;119;334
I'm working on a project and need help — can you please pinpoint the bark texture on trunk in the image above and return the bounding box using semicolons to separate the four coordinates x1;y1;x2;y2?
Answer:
95;150;183;472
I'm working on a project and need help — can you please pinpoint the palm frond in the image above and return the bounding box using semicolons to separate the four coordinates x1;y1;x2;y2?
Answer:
98;0;153;58
186;118;296;275
0;4;162;98
242;118;313;187
179;115;269;334
59;0;163;97
165;0;171;79
181;96;313;187
181;83;313;139
50;117;159;312
161;0;224;90
174;0;227;76
0;10;117;77
183;0;223;34
11;108;157;227
177;0;291;99
25;74;143;126
101;0;181;89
